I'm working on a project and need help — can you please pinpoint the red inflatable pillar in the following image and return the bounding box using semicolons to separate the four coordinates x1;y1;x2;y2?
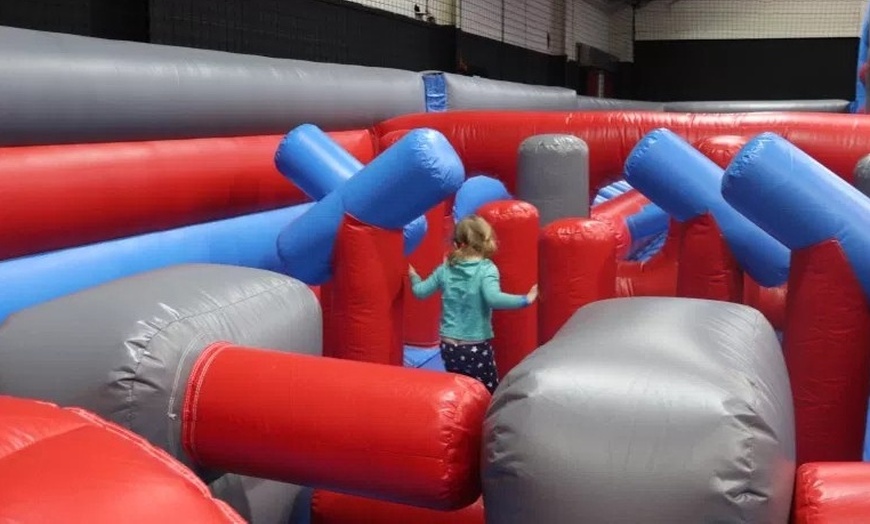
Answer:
794;462;870;522
331;217;405;365
676;213;744;302
785;240;870;464
539;218;617;344
182;343;489;510
404;202;447;347
478;200;540;378
311;492;485;524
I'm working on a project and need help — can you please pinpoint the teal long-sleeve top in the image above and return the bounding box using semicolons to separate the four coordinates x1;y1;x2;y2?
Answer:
409;258;529;342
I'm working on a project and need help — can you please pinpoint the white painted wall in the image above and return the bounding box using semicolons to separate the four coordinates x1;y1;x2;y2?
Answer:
636;0;866;41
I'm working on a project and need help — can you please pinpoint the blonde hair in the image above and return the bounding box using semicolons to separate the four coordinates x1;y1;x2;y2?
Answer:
449;215;497;265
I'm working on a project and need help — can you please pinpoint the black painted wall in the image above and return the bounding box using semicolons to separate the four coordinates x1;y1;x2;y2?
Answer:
633;38;858;101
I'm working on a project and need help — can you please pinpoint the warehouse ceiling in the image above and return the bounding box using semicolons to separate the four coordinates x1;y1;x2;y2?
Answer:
597;0;658;13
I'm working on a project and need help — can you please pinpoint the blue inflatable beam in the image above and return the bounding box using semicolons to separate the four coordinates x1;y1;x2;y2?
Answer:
625;128;790;287
0;204;311;324
626;203;670;248
274;123;427;256
277;128;465;285
453;175;511;222
722;132;870;299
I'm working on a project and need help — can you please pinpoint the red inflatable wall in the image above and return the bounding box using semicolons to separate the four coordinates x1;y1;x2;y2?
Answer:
0;130;376;261
374;112;867;194
311;492;485;524
794;462;870;522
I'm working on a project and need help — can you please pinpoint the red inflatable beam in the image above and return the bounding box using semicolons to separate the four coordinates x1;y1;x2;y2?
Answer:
794;462;870;522
182;343;489;510
0;396;242;523
786;240;870;464
695;135;749;169
0;130;376;262
374;112;867;195
332;217;405;365
311;491;485;524
539;218;616;344
478;200;540;379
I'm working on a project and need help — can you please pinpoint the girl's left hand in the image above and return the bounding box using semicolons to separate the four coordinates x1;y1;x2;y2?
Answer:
408;265;419;278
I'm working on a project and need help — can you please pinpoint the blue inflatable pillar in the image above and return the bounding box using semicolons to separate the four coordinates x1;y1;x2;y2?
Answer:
722;132;870;298
277;129;465;285
452;175;511;222
274;124;428;255
624;128;790;287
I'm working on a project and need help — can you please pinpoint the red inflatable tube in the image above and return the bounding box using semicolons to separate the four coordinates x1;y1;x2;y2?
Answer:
478;201;540;378
0;396;242;523
374;112;867;195
591;189;651;260
676;213;744;303
182;343;489;511
785;240;870;464
794;462;870;522
0;130;376;262
311;491;485;524
404;202;447;347
539;218;617;344
332;216;405;365
695;135;749;168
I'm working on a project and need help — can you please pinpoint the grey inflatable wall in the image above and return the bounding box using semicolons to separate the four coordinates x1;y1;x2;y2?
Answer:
434;73;578;111
0;26;426;145
516;134;590;225
483;297;795;524
663;99;851;113
0;263;322;524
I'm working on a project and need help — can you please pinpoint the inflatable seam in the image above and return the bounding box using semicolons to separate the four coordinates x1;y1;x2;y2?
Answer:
181;341;232;465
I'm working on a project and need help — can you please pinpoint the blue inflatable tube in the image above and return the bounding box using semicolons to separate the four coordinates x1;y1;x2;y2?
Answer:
453;175;511;222
278;128;465;285
274;124;363;200
274;123;427;255
0;204;311;324
625;128;790;287
722;132;870;299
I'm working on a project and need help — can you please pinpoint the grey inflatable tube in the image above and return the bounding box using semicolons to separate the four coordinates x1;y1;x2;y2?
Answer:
440;73;578;110
483;297;795;524
0;26;426;146
576;95;665;111
664;99;851;113
516;134;590;224
855;153;870;197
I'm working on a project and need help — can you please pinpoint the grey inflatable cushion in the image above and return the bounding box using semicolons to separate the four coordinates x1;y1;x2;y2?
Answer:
0;263;321;460
664;99;850;114
483;297;795;524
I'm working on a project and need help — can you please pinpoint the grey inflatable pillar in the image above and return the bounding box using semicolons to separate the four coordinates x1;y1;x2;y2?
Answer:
855;154;870;197
483;297;795;524
516;134;590;225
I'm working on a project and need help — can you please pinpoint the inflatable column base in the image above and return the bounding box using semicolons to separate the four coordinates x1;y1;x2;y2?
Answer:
332;216;405;365
786;240;870;464
677;213;744;302
539;218;616;344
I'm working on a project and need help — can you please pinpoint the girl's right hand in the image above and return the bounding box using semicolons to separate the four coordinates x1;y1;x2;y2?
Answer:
526;284;539;303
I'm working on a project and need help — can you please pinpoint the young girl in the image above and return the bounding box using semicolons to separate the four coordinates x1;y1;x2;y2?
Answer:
408;215;537;394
